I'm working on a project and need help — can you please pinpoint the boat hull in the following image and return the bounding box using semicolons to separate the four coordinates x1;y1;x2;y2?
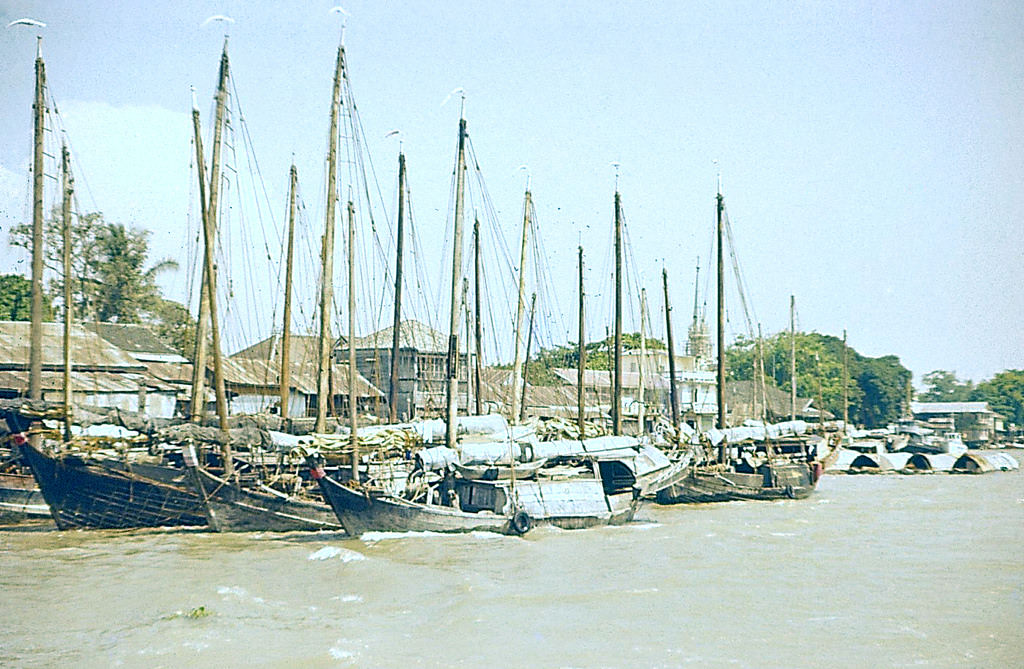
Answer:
314;472;518;536
513;478;639;529
19;442;207;530
655;460;815;504
188;465;342;533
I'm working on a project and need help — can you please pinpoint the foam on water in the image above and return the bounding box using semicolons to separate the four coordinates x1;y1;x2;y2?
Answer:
307;546;365;562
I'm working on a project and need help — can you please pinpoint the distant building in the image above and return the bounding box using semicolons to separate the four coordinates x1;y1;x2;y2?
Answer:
478;368;587;421
343;320;470;421
231;333;383;417
0;320;178;417
911;401;1004;446
724;379;828;425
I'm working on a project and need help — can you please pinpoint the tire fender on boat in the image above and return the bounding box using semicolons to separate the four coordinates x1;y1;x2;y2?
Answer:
511;509;532;535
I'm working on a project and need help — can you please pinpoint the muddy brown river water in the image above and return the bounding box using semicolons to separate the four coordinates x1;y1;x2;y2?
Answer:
2;456;1021;667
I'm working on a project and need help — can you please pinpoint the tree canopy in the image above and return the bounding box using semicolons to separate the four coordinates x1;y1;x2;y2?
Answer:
725;331;911;429
971;370;1024;428
8;211;195;357
0;273;53;321
919;370;974;402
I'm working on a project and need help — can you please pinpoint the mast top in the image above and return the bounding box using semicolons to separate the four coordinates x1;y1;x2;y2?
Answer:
36;34;42;58
330;6;349;44
692;257;701;323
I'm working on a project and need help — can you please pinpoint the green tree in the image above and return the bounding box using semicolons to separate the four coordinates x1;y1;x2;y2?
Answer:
0;273;53;321
10;212;177;323
149;296;199;360
90;222;178;322
919;370;974;402
725;331;910;429
971;370;1024;428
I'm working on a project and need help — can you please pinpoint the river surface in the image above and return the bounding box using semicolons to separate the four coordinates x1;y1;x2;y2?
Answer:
2;455;1022;668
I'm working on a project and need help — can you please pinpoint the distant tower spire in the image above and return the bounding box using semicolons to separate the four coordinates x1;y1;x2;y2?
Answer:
686;258;711;361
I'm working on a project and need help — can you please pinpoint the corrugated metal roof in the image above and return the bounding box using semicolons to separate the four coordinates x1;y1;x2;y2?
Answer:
0;369;145;394
351;320;447;353
223;354;383;398
911;401;992;414
83;322;186;361
552;367;672;390
479;367;580;409
231;334;323;366
0;321;145;371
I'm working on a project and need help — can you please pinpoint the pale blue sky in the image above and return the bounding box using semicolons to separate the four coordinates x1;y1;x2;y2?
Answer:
1;1;1021;383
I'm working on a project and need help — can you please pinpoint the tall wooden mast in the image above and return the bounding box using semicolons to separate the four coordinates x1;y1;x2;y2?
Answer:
637;288;647;433
188;41;232;474
346;199;358;478
29;37;46;401
61;144;74;441
716;188;726;441
790;295;797;421
577;246;586;436
316;43;344;433
473;214;484;416
279;164;298;421
445;106;468;449
206;40;231;440
612;190;623;435
510;186;532;423
462;278;472;413
842;329;849;428
519;293;537;423
388;151;407;423
189;40;231;438
189;93;210;422
663;268;680;439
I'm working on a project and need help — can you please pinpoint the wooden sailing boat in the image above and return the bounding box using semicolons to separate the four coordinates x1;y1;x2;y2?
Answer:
178;41;340;533
311;95;530;536
8;38;208;529
654;186;818;504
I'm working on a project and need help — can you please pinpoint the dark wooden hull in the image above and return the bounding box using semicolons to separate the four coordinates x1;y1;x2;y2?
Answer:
188;465;342;533
20;442;207;530
0;472;51;523
314;473;519;537
655;460;816;505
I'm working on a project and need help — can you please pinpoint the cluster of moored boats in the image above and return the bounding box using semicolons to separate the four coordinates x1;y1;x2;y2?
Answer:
827;423;1019;475
1;401;830;536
